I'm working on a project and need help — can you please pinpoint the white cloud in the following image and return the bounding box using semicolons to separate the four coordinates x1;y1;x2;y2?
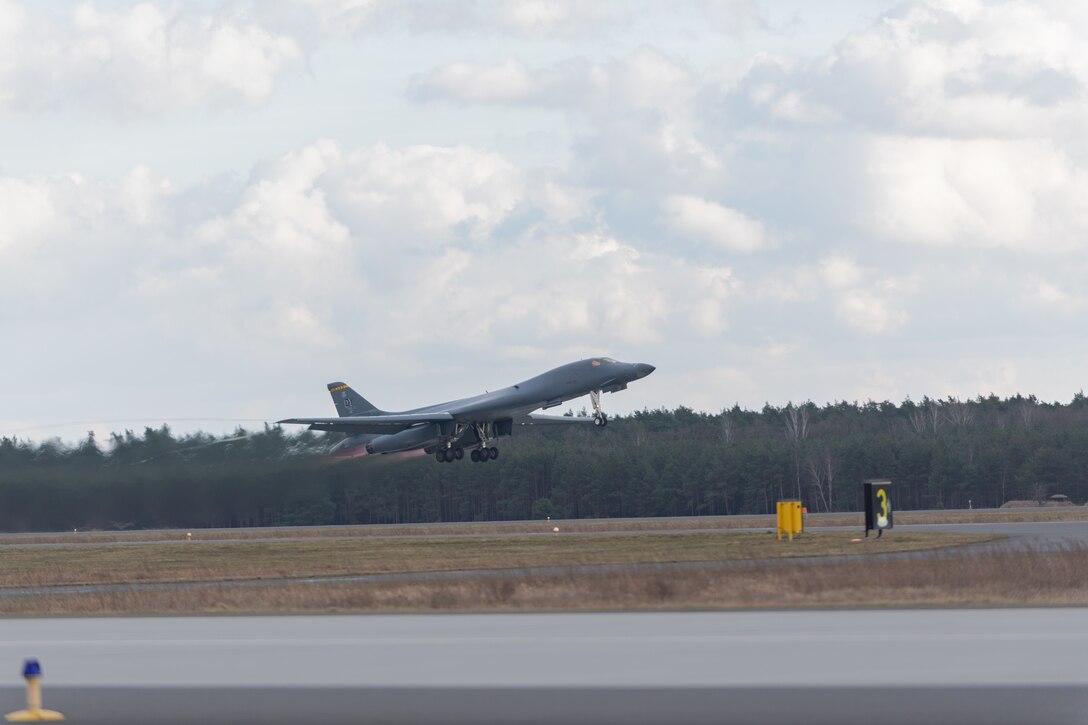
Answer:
325;144;527;246
818;256;863;289
287;0;637;39
418;60;541;103
414;46;695;114
663;195;768;253
413;47;726;208
835;288;908;335
860;136;1088;249
195;140;350;268
0;141;743;398
0;2;303;114
0;177;56;252
728;0;1088;137
1023;278;1082;312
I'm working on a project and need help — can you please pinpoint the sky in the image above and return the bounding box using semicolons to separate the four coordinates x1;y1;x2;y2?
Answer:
2;0;1087;443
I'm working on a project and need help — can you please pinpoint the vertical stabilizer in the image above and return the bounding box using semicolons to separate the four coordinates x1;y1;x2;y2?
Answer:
326;382;382;417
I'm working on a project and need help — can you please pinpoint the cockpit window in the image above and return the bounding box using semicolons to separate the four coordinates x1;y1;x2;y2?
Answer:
599;357;617;364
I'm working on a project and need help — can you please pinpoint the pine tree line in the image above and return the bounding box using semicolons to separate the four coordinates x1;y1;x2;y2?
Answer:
1;393;1086;531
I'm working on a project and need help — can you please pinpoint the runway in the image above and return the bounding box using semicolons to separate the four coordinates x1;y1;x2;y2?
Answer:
897;520;1088;549
1;609;1085;723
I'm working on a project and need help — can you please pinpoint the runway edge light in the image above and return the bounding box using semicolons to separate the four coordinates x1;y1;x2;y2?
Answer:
5;659;65;722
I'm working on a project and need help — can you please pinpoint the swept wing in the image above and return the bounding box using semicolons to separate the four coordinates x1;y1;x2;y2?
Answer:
276;412;454;435
517;413;597;425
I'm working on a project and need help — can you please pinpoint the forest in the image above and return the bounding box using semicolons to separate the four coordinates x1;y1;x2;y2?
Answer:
1;393;1087;532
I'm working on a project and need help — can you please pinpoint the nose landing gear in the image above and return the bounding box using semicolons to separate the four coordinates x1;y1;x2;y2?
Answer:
590;389;608;427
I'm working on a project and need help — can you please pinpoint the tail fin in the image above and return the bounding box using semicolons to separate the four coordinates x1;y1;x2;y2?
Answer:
326;382;382;417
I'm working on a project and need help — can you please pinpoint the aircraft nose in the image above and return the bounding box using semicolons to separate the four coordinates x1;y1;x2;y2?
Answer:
634;363;655;379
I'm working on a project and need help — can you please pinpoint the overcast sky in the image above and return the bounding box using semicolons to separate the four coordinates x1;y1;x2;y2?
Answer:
2;0;1087;442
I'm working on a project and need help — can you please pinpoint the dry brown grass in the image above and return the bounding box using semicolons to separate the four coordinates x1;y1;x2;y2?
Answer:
4;545;1085;616
1;506;1084;546
0;531;991;588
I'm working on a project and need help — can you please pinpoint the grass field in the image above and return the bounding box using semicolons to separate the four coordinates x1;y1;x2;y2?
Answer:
0;528;1010;615
0;531;991;588
5;542;1086;616
2;508;1084;615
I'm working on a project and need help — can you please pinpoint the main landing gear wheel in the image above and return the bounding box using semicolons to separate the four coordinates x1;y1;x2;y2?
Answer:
436;447;464;463
594;414;608;427
470;447;498;463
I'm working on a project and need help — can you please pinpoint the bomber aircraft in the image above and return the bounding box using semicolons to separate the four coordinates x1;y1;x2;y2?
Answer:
277;357;655;463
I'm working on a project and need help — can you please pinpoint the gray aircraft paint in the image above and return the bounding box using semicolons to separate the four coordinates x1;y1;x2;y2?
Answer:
278;358;655;462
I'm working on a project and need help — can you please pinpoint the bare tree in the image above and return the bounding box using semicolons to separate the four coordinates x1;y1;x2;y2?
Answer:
926;398;941;434
805;447;837;512
783;403;810;500
720;410;734;445
783;403;810;443
1016;397;1037;429
907;407;928;435
943;397;975;427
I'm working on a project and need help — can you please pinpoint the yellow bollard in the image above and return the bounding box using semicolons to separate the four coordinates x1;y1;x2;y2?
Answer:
186;532;192;541
5;660;65;722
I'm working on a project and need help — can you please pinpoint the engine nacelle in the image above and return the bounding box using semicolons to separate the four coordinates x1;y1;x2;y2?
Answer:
330;434;374;459
366;424;442;455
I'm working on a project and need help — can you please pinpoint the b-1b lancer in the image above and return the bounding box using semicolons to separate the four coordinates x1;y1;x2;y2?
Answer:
277;357;655;463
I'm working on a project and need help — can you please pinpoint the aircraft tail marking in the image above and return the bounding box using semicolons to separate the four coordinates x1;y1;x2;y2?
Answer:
326;382;383;417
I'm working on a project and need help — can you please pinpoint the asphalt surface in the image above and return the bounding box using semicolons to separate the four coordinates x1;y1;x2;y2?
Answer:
1;610;1086;724
897;520;1088;549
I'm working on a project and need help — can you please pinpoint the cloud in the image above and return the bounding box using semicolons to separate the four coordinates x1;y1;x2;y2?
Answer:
414;47;724;219
835;288;908;335
818;256;863;289
417;59;541;103
0;177;57;252
323;144;527;247
413;46;695;114
724;0;1088;137
195;140;350;274
859;136;1088;249
662;195;769;253
1022;278;1082;312
0;1;304;115
282;0;758;40
0;140;743;391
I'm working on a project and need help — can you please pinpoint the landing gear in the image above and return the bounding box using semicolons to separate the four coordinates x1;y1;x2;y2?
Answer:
590;389;608;427
470;446;498;463
435;447;465;463
467;422;500;462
